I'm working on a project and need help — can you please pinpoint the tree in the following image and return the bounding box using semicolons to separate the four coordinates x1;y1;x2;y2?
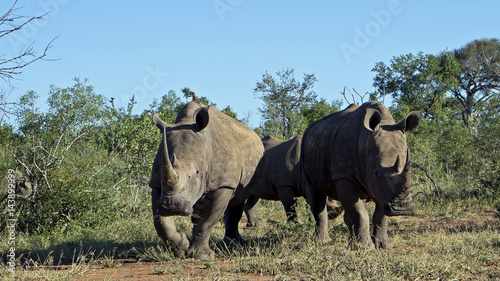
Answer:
11;78;118;232
452;38;500;129
0;1;55;121
301;98;342;127
372;52;461;121
148;90;184;124
255;68;318;139
372;40;500;200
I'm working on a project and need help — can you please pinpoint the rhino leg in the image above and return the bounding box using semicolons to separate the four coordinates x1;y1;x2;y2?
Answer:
243;195;260;227
225;187;251;240
337;181;374;249
189;187;235;260
224;201;245;242
151;188;189;257
305;186;330;243
277;185;299;223
372;205;392;249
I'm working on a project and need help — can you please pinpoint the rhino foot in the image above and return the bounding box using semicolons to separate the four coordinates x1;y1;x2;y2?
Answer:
373;236;393;249
223;234;248;247
246;221;258;227
172;232;190;258
348;239;375;250
188;245;214;260
316;233;332;244
162;233;189;258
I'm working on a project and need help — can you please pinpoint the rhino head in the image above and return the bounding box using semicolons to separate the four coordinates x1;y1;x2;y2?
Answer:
360;107;420;216
153;106;211;217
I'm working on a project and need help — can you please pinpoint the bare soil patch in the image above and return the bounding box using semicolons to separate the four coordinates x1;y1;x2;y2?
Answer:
71;259;271;281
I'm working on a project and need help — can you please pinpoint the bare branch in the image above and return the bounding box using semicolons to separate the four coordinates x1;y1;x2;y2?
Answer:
340;86;353;104
0;36;57;81
341;86;368;105
411;160;441;194
352;88;368;103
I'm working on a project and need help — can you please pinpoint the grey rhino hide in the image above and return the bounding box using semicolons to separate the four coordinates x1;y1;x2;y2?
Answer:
301;101;420;249
244;136;304;223
226;135;343;242
150;100;263;259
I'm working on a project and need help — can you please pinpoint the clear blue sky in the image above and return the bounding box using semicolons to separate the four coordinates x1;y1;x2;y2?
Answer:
1;0;498;127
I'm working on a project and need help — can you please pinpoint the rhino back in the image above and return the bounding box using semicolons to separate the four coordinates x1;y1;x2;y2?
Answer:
204;105;264;190
302;102;396;195
264;136;302;188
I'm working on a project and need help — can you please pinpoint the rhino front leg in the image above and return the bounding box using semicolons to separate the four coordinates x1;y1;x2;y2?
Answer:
151;188;189;257
190;187;234;260
243;195;260;227
372;205;392;249
336;180;374;249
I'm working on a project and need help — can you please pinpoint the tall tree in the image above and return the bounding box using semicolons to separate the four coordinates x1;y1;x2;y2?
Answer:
372;52;461;121
452;38;500;129
255;68;318;139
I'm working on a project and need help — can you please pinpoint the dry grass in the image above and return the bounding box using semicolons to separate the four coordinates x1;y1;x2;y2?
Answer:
1;197;499;280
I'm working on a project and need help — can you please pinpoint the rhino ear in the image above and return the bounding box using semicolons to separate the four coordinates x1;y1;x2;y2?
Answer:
153;113;169;130
397;111;420;133
194;107;209;131
364;108;382;133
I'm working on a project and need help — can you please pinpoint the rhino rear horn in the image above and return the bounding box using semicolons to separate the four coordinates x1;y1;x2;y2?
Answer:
393;155;401;173
364;108;382;132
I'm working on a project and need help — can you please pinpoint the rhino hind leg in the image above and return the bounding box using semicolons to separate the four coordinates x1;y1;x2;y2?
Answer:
151;188;189;257
190;187;236;260
224;201;246;243
372;205;393;249
243;196;260;227
277;185;300;223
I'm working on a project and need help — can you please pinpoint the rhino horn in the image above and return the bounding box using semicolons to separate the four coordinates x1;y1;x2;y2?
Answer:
393;154;401;173
404;147;411;172
161;126;180;187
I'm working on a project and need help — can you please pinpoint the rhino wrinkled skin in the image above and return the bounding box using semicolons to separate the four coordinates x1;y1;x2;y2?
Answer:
150;100;264;259
302;101;420;249
224;136;304;241
225;135;343;240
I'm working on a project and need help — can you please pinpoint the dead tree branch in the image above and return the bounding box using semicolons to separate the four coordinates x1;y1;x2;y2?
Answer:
341;86;369;105
411;160;441;194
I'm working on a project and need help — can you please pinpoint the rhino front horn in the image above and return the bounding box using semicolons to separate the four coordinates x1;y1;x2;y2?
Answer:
162;126;180;188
